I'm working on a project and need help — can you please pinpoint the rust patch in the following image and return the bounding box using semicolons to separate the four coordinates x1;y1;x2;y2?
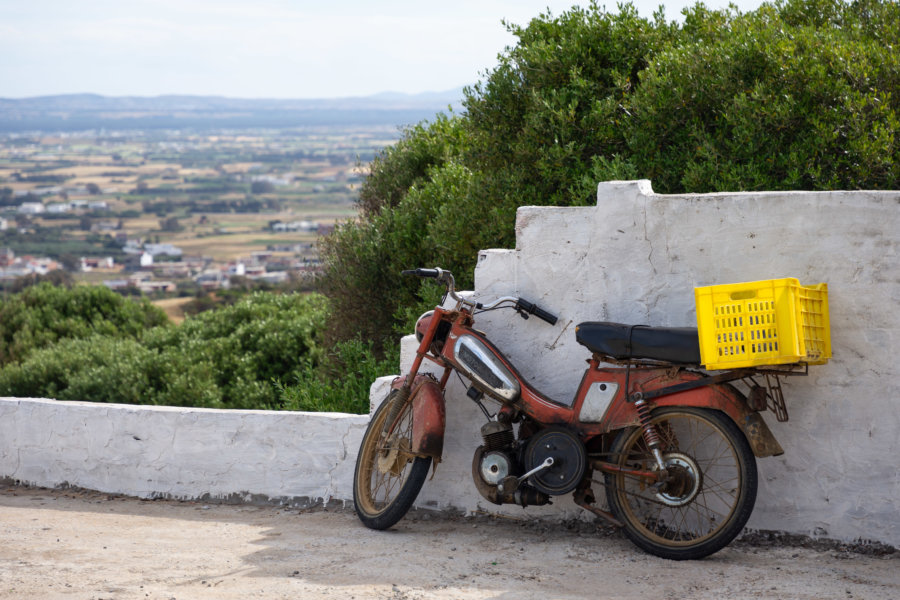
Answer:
742;412;784;457
411;381;446;460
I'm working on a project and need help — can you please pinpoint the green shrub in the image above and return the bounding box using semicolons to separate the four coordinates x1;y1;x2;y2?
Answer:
0;336;221;407
320;0;900;351
627;2;900;191
142;291;328;409
278;338;401;414
0;283;167;366
0;291;332;410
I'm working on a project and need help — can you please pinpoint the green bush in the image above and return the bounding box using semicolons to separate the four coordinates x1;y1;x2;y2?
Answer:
0;336;220;407
141;291;328;409
321;0;900;349
627;2;900;191
0;290;337;411
0;283;167;366
278;338;401;414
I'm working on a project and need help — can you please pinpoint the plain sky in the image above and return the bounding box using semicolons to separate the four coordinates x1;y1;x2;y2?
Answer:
1;0;763;99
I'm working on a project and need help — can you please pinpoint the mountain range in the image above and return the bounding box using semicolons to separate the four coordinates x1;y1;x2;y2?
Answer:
0;89;466;133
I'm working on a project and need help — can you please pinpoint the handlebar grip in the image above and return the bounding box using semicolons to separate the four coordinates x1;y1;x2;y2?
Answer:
517;298;558;325
532;305;559;325
401;268;441;279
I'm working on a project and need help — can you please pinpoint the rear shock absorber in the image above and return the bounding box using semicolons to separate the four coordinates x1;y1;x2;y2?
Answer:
633;394;667;474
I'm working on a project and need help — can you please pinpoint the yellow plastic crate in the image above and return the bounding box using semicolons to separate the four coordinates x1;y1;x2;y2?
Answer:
695;278;831;370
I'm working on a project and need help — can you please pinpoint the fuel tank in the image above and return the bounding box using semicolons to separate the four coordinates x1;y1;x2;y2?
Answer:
452;334;521;402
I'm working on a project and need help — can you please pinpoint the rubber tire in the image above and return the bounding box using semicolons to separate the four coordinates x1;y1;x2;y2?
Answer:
353;391;431;530
605;407;757;560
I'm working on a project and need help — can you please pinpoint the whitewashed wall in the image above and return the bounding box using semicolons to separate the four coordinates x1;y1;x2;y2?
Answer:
1;180;897;546
375;180;900;545
0;397;368;505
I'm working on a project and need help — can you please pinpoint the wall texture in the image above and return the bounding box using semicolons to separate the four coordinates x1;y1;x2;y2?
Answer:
0;397;368;505
377;180;900;545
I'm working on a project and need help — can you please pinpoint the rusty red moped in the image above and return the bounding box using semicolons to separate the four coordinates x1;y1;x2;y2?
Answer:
354;268;806;560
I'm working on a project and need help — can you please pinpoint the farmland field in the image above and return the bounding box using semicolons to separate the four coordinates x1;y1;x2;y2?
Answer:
0;126;399;293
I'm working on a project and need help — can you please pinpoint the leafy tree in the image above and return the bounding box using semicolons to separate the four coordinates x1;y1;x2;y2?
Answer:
0;187;15;207
158;217;183;232
0;283;168;365
321;0;900;349
0;291;343;411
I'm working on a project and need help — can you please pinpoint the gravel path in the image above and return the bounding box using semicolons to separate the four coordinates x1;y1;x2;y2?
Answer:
1;485;897;599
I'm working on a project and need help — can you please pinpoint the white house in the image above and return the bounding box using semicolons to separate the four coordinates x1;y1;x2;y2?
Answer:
18;202;44;214
79;257;115;271
143;243;182;257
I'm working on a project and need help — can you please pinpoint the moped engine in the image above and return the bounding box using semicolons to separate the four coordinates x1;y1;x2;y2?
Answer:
471;420;550;507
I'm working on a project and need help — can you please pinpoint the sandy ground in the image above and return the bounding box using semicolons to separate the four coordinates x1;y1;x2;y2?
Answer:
0;486;897;600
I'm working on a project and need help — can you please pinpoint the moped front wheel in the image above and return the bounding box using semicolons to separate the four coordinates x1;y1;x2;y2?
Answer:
605;407;757;560
353;389;431;530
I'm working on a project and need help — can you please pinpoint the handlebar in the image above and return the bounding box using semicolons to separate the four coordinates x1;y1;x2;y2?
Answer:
515;298;558;325
402;267;558;326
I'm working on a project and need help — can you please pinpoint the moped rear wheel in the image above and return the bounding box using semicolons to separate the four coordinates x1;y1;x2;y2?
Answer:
605;407;757;560
354;389;431;530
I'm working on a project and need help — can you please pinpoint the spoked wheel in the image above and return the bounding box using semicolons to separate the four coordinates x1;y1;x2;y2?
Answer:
353;389;431;530
605;407;757;560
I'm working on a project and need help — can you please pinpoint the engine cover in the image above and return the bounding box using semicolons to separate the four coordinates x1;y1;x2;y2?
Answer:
479;450;513;486
471;446;550;508
522;427;587;496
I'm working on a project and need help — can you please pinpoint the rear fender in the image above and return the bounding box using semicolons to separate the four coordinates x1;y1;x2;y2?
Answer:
603;377;783;458
653;384;784;458
391;375;446;462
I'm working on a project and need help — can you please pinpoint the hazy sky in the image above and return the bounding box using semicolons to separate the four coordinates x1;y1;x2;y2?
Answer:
1;0;763;99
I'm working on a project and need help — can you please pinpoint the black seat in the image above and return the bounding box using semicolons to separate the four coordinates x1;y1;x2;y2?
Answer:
575;322;701;365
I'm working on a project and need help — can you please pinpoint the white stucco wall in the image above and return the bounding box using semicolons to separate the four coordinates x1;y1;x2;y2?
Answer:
374;180;900;545
0;397;368;505
1;180;897;547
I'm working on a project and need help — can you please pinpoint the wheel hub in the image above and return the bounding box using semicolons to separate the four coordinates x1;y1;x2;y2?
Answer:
376;435;411;476
655;452;702;507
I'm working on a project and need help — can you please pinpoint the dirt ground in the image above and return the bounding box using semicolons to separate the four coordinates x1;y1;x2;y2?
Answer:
1;485;897;600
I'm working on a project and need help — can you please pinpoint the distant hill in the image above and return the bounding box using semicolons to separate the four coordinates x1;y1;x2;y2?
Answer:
0;90;465;133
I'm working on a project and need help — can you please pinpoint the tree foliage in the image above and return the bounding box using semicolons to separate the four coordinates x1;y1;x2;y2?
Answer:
321;0;900;347
0;283;167;365
0;283;391;413
0;291;331;410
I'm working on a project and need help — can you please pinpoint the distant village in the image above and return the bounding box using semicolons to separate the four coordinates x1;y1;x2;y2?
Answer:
0;195;330;294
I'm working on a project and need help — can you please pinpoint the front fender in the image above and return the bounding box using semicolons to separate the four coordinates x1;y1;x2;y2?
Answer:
391;375;446;462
